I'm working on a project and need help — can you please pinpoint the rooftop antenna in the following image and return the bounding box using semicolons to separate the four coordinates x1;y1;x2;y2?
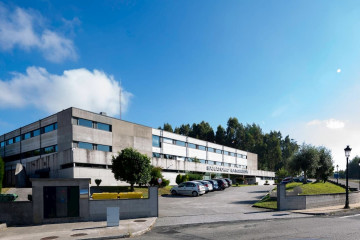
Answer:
119;87;122;120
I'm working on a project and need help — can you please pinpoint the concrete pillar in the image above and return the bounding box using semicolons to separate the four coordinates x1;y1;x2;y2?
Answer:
277;183;286;210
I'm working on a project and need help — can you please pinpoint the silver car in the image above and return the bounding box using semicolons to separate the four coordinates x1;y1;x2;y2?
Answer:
171;181;206;197
195;180;214;192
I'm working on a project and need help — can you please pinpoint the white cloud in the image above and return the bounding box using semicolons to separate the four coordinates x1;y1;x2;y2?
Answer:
306;118;345;129
0;4;77;62
0;66;132;116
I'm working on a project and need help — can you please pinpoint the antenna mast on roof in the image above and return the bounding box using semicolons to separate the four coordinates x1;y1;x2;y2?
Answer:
119;87;122;120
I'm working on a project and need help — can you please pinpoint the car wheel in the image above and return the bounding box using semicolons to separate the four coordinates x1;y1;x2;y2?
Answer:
171;190;177;195
192;191;199;197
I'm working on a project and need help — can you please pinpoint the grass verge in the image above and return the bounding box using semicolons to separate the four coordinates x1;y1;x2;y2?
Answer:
253;181;346;210
1;188;10;194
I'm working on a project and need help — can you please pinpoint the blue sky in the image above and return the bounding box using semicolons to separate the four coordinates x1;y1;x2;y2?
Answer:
1;0;360;169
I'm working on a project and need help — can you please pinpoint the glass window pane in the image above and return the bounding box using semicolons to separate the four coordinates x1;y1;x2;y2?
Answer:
163;138;173;144
152;135;160;147
54;123;58;130
97;144;111;152
78;142;93;150
44;146;55;154
97;123;111;131
6;139;13;145
33;129;40;137
152;152;161;158
175;141;186;147
207;160;214;165
23;132;31;140
0;141;4;147
198;145;206;151
44;124;54;133
14;136;21;143
207;147;214;152
200;159;206;164
216;149;222;154
177;156;185;161
78;118;93;128
188;143;196;149
224;151;229;155
33;149;41;156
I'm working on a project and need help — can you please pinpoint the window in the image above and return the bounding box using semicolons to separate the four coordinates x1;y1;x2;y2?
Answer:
230;152;235;157
6;138;13;145
207;147;214;152
188;143;196;149
152;152;161;158
32;129;40;137
54;123;58;130
78;142;93;150
198;145;206;151
97;144;112;152
97;123;111;131
163;138;173;144
224;151;229;155
43;124;55;133
237;154;242;158
23;132;31;140
14;136;21;143
78;118;93;128
215;161;221;166
175;140;186;147
0;141;4;147
33;149;41;156
207;160;214;165
215;149;222;154
43;146;55;154
152;135;160;147
177;156;185;161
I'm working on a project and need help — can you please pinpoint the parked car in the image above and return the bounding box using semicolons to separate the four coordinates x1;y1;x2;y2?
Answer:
213;179;227;190
194;181;209;193
207;180;220;191
222;178;232;187
170;181;206;197
280;177;293;184
197;180;214;192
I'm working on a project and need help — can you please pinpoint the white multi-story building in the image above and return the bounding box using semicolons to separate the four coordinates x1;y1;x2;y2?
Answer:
0;107;274;187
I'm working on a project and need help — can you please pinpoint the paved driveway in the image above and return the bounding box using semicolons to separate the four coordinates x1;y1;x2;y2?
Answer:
156;185;308;226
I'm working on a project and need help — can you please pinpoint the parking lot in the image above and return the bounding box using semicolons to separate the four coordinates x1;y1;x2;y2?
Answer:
156;185;308;226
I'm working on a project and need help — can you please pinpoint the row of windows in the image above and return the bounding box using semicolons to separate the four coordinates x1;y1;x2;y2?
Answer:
152;135;247;159
61;162;111;170
3;145;58;162
152;152;247;169
74;118;112;132
0;123;58;148
74;141;112;152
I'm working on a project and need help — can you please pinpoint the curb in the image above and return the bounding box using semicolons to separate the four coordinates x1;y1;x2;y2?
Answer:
131;217;157;237
0;223;7;231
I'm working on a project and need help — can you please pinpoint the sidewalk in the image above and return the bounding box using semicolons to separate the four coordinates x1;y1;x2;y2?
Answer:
0;217;156;240
291;202;360;215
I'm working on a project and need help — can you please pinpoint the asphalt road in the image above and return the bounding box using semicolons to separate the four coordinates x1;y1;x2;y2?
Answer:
156;185;308;227
137;214;360;240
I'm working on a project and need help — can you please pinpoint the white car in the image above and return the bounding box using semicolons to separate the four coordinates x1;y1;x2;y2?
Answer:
171;181;206;197
195;180;214;192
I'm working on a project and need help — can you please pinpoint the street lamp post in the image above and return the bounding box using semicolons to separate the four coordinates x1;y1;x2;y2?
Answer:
344;145;352;209
358;161;360;191
336;164;339;184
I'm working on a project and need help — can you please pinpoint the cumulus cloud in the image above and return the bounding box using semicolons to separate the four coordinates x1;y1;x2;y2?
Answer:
0;3;77;62
306;118;345;129
0;67;132;116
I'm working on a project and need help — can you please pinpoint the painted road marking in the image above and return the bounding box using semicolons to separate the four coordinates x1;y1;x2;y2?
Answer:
339;214;360;219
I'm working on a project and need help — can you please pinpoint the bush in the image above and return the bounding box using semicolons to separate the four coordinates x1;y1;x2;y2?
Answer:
95;179;102;186
176;174;182;184
186;173;203;181
254;182;258;185
235;177;245;184
161;179;170;187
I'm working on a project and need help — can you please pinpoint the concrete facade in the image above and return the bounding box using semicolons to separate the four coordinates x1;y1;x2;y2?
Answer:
1;107;274;186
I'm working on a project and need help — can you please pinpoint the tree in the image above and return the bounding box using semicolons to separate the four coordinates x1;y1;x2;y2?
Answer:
291;144;319;183
112;148;151;191
0;156;3;193
162;123;173;132
275;167;289;183
149;166;169;187
215;125;226;145
315;147;334;182
193;157;200;163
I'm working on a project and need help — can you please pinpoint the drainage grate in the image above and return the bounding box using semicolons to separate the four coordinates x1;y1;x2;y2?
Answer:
71;233;88;237
40;237;59;240
134;219;147;222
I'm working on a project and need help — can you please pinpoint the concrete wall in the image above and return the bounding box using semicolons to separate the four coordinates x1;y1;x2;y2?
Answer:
89;187;158;220
0;201;33;226
277;184;360;210
31;178;90;224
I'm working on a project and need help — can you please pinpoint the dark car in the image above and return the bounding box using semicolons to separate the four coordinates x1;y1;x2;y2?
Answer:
280;177;293;184
222;178;232;187
207;180;220;191
213;179;227;190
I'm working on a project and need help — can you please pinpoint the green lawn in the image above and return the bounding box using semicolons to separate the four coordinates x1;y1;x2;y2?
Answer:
253;181;345;210
1;188;9;194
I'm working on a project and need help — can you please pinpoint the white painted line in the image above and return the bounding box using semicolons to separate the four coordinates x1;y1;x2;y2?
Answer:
339;214;360;219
